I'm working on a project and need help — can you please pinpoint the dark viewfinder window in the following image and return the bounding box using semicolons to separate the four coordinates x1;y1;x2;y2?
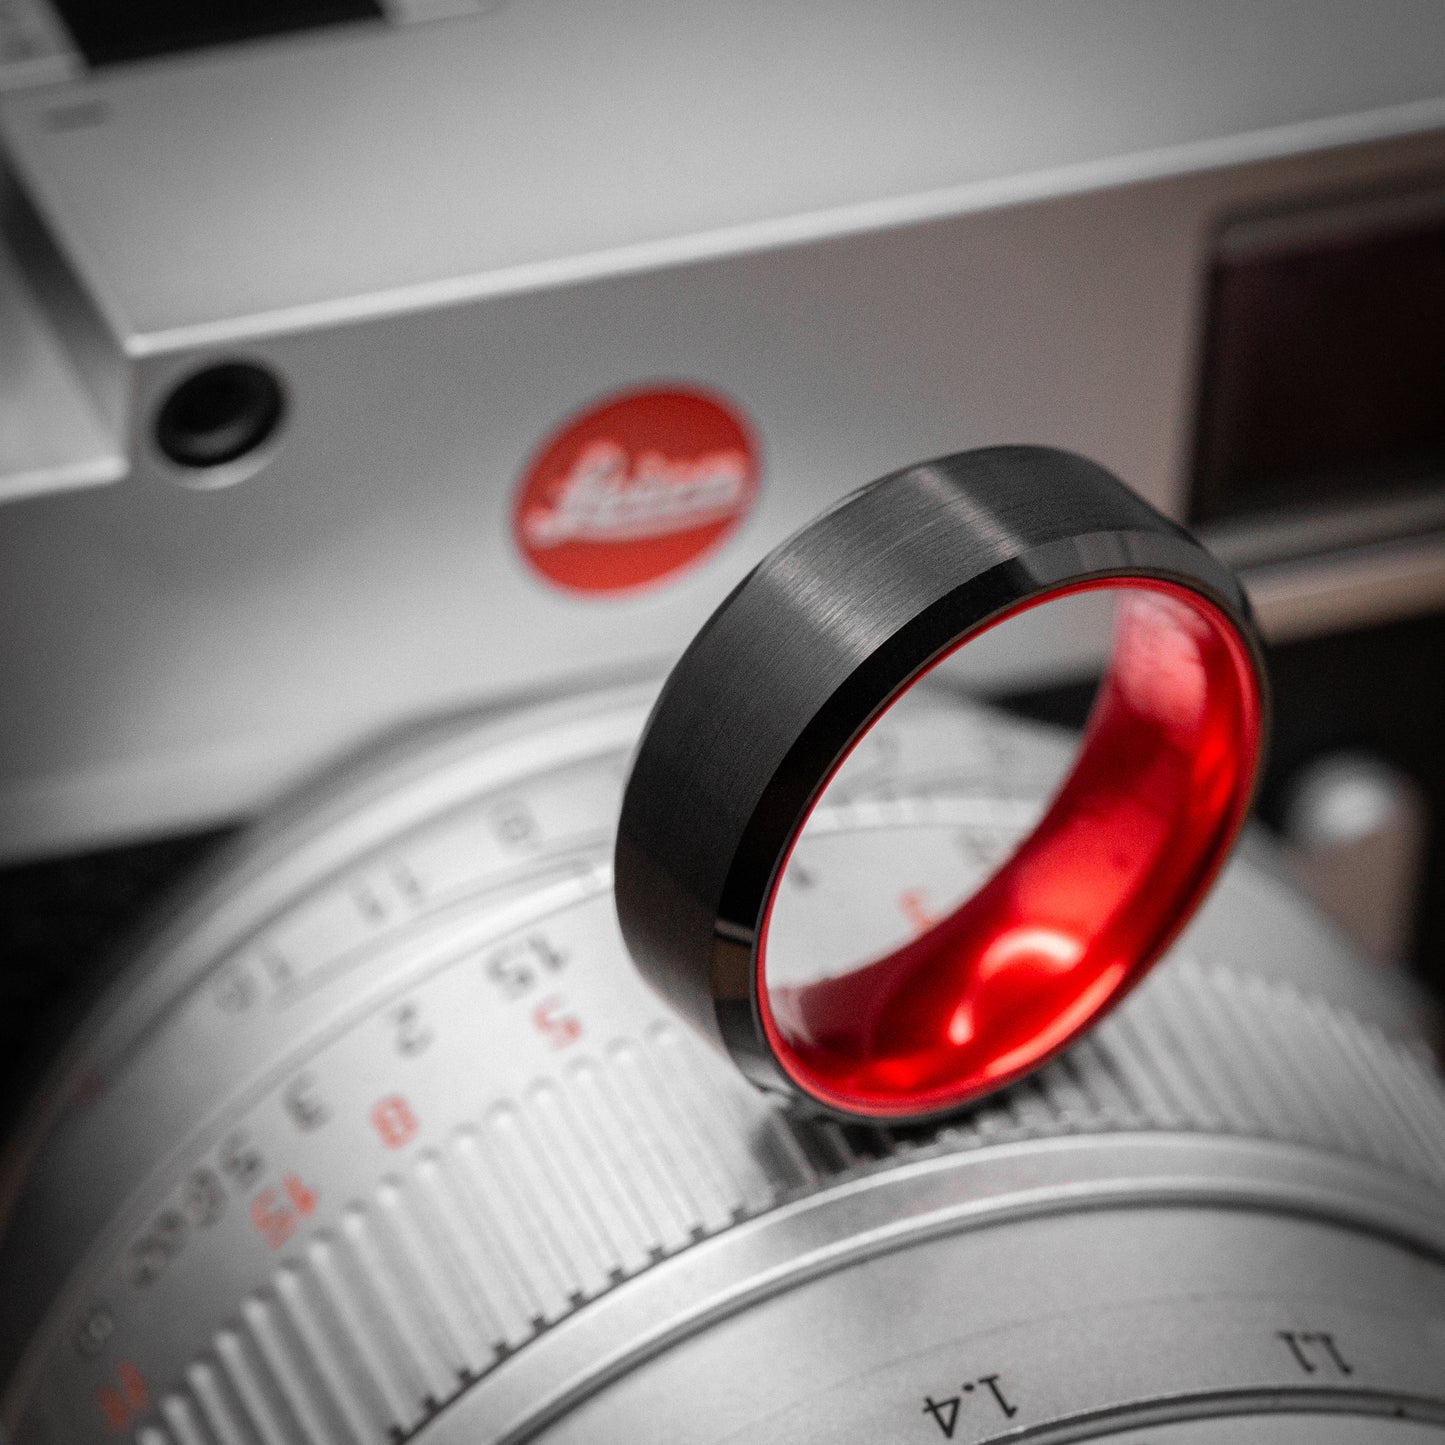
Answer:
1190;187;1445;526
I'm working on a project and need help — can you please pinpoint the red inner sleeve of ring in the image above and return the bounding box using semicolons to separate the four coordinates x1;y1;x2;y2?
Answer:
758;580;1263;1118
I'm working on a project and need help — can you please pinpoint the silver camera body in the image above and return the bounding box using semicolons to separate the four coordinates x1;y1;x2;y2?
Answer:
3;0;1445;861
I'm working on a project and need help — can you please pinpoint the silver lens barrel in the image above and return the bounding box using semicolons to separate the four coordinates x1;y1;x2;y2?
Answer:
1;684;1444;1444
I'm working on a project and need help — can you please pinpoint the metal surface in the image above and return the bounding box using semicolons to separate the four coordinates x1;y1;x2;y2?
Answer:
1234;530;1445;642
0;0;76;91
0;221;120;499
0;3;1444;857
2;683;1444;1443
1284;751;1429;963
6;0;1445;343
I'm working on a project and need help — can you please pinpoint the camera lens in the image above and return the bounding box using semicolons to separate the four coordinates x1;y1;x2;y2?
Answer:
2;686;1444;1444
154;361;285;470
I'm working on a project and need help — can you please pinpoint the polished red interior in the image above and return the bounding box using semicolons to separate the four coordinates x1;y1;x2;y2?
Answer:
757;580;1263;1119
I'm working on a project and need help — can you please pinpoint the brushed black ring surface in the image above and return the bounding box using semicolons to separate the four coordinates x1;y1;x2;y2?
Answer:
614;445;1266;1114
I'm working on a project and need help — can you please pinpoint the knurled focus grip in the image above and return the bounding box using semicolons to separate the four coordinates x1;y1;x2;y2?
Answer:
614;446;1267;1122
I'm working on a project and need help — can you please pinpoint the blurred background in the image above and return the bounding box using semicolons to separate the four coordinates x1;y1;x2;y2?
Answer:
1;0;1443;1128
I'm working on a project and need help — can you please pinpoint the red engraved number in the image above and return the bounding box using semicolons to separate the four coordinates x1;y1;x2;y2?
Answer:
250;1175;318;1250
533;995;582;1049
371;1094;419;1149
97;1360;147;1431
283;1172;318;1217
250;1188;295;1250
97;1387;128;1433
898;888;940;935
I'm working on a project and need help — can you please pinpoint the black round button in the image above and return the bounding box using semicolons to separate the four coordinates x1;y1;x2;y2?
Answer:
155;361;285;470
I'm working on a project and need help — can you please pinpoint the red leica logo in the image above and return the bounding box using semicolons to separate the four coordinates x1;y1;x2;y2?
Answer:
514;388;759;594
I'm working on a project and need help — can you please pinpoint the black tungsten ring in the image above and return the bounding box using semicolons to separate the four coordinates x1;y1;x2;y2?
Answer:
614;446;1267;1122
